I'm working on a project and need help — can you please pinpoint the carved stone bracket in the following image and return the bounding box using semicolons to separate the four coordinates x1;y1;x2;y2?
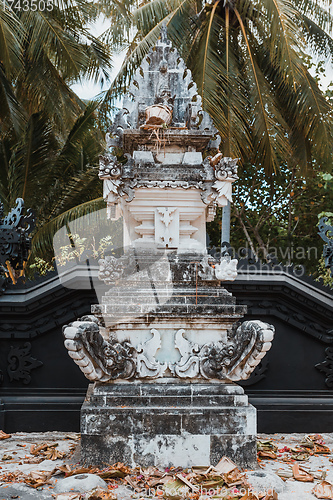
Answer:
63;316;136;382
315;347;333;388
239;358;270;387
99;154;123;179
172;321;274;381
99;154;136;209
7;342;43;384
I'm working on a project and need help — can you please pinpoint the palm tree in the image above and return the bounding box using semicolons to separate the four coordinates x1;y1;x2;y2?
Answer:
0;1;115;266
103;0;333;174
0;0;112;135
0;102;105;265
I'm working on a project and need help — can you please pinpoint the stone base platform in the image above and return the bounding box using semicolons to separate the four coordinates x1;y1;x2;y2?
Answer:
81;382;257;468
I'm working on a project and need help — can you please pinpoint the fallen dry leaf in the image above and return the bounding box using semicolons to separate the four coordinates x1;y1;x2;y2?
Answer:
239;492;260;499
312;481;333;499
262;491;278;500
290;452;310;461
314;444;331;455
24;470;53;488
292;463;314;482
44;448;66;461
257;451;277;460
52;465;72;476
214;456;238;475
175;473;200;492
257;440;278;453
0;430;11;440
86;487;116;499
223;467;245;487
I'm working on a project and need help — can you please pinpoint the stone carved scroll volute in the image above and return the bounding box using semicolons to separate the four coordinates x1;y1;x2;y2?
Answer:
173;321;275;381
173;329;200;378
137;329;167;378
199;320;275;381
63;316;136;382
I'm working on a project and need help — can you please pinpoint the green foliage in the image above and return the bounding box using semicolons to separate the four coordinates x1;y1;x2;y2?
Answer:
317;257;333;288
207;161;333;275
29;257;55;276
102;0;333;174
0;3;113;270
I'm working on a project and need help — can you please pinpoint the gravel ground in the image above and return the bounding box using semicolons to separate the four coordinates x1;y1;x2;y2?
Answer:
0;432;332;499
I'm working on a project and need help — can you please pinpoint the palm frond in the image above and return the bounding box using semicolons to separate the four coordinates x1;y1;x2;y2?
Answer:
0;5;24;77
7;112;58;205
0;65;26;136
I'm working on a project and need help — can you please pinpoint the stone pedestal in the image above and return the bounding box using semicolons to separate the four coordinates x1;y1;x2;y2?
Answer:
63;29;275;471
81;382;257;468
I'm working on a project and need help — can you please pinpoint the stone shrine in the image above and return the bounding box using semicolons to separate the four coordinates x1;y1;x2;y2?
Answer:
63;30;275;468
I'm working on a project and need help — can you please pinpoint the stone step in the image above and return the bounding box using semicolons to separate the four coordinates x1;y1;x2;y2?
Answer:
93;382;245;396
102;293;236;306
94;303;246;317
86;394;249;408
81;405;256;436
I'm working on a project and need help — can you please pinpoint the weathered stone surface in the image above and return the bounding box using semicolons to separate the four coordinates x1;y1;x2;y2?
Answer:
81;382;257;468
53;474;107;493
246;471;286;495
63;316;274;382
62;29;276;471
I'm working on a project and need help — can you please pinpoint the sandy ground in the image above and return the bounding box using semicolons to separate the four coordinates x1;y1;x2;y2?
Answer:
0;432;332;499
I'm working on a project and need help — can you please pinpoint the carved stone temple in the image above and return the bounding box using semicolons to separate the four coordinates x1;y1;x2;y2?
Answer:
63;30;275;468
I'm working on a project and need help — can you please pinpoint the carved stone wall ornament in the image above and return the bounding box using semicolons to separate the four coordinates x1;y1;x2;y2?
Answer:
0;198;36;282
7;342;43;384
137;329;167;378
98;256;124;284
318;217;333;275
315;347;333;388
215;256;238;281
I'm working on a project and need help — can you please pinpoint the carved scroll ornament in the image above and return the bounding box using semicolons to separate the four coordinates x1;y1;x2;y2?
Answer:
173;321;274;381
64;318;274;382
63;316;136;382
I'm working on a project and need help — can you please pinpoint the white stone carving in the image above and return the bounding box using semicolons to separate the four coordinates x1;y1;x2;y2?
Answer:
137;328;167;378
211;157;239;206
155;208;179;247
173;329;200;378
215;256;238;281
98;256;124;284
63;316;136;382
